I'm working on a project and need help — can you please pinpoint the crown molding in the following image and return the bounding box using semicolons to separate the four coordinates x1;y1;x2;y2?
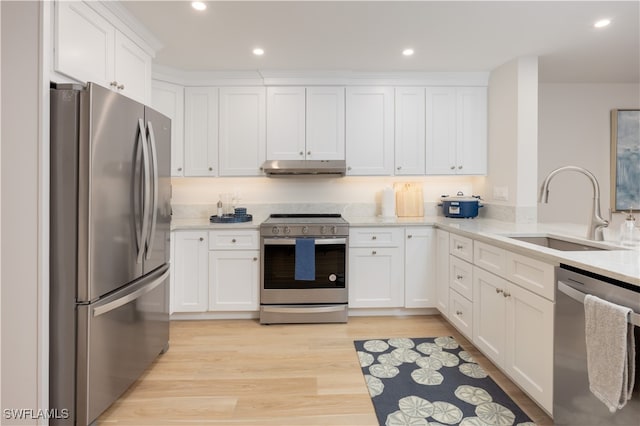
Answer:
96;1;164;54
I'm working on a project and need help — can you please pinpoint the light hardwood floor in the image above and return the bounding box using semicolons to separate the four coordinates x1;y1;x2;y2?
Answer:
99;315;553;425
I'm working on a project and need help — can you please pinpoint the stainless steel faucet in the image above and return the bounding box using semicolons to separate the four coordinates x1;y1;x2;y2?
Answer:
539;166;609;241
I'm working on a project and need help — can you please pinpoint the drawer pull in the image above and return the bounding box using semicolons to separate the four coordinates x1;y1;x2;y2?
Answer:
456;274;464;280
231;239;237;243
503;291;511;298
456;310;463;316
407;235;413;239
199;237;204;242
456;244;464;250
253;257;258;261
372;250;377;255
372;236;377;240
495;288;504;294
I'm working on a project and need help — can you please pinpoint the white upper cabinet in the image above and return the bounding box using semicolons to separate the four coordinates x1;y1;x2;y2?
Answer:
266;87;306;160
54;1;152;104
346;87;394;175
184;87;218;177
425;86;487;175
266;86;345;160
219;87;266;176
151;80;184;177
395;87;426;175
306;87;345;160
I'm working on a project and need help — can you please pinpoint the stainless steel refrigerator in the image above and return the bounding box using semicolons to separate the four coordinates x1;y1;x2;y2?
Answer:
49;82;171;425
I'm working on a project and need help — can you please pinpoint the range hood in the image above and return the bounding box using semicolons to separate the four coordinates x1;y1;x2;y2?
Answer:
261;160;347;177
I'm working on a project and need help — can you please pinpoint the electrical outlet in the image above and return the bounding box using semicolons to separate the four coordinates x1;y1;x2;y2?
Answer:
493;186;509;201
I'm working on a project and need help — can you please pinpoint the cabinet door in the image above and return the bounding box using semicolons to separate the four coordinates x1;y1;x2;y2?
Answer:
472;267;507;366
152;80;184;176
425;87;456;175
405;228;435;308
173;232;208;312
456;87;487;175
266;86;305;160
450;256;473;300
505;283;554;413
435;229;450;317
184;87;218;176
54;0;115;87
306;87;345;160
349;247;404;308
346;87;394;175
394;87;425;175
209;250;259;311
219;87;266;176
113;31;151;103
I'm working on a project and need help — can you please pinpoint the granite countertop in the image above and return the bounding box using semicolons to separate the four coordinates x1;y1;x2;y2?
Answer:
172;213;639;286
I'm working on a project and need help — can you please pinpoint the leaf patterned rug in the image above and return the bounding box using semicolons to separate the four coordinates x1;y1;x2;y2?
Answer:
354;337;536;426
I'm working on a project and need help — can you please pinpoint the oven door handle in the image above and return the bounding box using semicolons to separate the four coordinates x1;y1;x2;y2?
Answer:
263;238;347;245
262;305;347;314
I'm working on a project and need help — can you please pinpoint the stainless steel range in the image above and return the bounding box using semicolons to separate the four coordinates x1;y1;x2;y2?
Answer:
260;214;349;324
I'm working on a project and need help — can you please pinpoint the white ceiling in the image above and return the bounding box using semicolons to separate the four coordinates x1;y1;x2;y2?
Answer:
120;0;640;83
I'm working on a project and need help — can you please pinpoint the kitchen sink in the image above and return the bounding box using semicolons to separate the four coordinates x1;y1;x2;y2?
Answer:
506;235;619;251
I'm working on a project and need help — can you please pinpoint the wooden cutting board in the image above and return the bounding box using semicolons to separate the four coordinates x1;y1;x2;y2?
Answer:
394;182;424;217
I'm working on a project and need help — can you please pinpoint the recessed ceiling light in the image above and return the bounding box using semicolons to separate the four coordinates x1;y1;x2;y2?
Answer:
253;48;265;56
402;48;415;56
191;2;207;11
594;19;611;28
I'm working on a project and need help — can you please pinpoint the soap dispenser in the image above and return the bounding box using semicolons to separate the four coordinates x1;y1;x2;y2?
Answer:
619;211;640;246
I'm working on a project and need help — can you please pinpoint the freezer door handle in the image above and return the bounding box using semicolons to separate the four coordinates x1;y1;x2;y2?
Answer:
92;269;169;317
136;118;151;265
145;121;159;260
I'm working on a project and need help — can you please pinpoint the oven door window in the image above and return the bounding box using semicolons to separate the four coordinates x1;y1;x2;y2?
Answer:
263;241;346;289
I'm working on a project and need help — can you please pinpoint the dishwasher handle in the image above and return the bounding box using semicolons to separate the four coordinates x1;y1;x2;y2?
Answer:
558;280;640;327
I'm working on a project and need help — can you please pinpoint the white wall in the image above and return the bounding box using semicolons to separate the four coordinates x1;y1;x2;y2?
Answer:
171;175;481;215
483;56;539;223
1;1;41;423
538;83;640;236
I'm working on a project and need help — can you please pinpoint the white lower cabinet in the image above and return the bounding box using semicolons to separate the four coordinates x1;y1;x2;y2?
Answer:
172;231;209;312
472;256;554;413
208;230;260;311
449;289;473;340
208;250;259;311
404;228;436;308
349;247;404;308
435;229;450;317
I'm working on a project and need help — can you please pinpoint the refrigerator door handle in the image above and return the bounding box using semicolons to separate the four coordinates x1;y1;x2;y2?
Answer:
136;118;151;265
92;268;169;317
145;121;159;260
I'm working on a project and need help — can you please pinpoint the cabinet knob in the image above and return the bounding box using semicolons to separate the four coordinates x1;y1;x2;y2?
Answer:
177;167;182;172
109;81;118;87
347;166;352;171
456;310;463;316
299;151;304;156
253;257;258;261
372;236;377;240
199;237;204;242
503;291;511;298
307;151;311;156
496;288;504;294
117;84;125;90
407;235;412;239
456;274;464;280
231;239;237;243
456;245;464;250
372;250;377;255
209;167;213;171
450;166;456;170
458;165;463;170
397;166;402;171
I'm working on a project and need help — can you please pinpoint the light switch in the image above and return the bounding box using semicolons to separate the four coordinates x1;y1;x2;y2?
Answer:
493;186;509;201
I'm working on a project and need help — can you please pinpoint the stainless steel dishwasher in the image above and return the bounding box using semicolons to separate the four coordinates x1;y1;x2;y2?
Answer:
554;265;640;425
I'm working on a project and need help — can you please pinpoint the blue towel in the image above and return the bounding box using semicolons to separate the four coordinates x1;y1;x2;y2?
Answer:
294;238;316;281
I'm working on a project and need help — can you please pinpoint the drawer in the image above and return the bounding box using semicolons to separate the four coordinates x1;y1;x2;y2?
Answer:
209;230;259;250
450;255;473;300
449;289;473;340
349;227;404;248
506;252;555;301
474;241;507;278
450;233;473;262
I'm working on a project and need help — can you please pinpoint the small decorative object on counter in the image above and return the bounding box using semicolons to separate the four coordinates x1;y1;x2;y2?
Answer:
439;192;483;218
210;206;252;223
217;199;223;217
619;211;640;246
394;182;424;217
